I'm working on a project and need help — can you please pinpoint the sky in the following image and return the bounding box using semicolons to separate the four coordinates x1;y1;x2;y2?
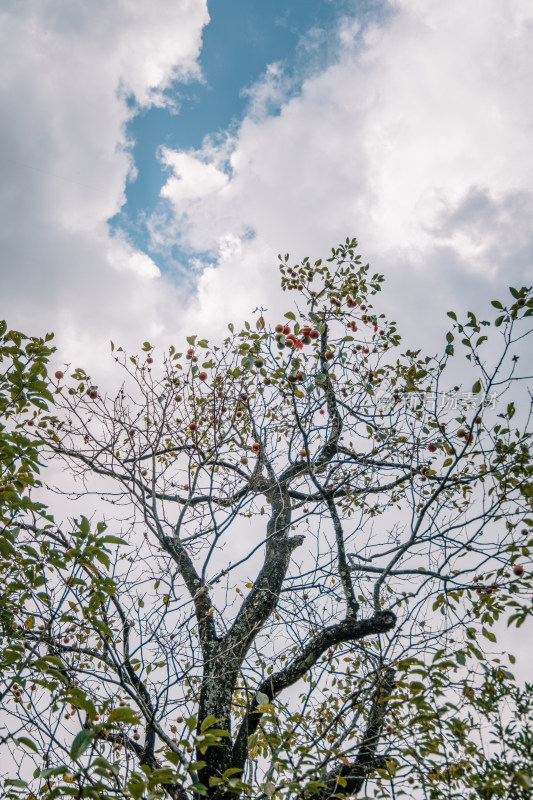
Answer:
1;0;532;377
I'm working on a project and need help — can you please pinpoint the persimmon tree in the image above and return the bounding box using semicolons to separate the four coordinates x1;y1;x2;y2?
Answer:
2;239;532;800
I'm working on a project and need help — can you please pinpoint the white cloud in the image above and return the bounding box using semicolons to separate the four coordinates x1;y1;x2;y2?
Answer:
160;148;229;205
2;0;532;379
0;0;209;371
153;0;533;344
108;233;161;279
240;61;291;120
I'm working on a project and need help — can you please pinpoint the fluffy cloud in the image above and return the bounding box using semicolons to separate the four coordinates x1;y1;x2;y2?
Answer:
2;0;532;365
155;0;533;344
0;0;208;369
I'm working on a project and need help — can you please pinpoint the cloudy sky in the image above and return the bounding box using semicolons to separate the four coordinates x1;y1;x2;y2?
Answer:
1;0;532;373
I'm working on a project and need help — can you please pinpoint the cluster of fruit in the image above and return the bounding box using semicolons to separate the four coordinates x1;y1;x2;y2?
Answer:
427;418;482;451
54;368;100;399
472;564;525;594
273;324;320;349
10;683;25;703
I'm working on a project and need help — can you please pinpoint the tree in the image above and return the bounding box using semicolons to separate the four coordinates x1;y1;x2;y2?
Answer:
1;239;532;800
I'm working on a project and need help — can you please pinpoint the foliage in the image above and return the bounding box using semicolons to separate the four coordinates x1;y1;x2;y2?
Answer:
0;321;55;649
377;655;533;799
1;240;532;800
466;672;533;799
0;326;124;790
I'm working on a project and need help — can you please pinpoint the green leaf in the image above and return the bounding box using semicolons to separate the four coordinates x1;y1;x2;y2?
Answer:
491;300;503;309
78;516;90;537
223;768;243;778
41;766;69;778
107;707;140;725
456;652;466;666
128;776;148;800
45;668;70;685
514;771;532;789
70;728;94;760
100;535;127;545
149;768;177;786
92;619;114;639
188;761;207;771
190;782;208;795
201;714;221;732
472;380;481;394
16;736;39;753
165;750;184;767
447;311;457;321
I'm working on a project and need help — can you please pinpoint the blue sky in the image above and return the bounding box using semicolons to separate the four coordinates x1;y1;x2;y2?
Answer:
112;0;386;269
